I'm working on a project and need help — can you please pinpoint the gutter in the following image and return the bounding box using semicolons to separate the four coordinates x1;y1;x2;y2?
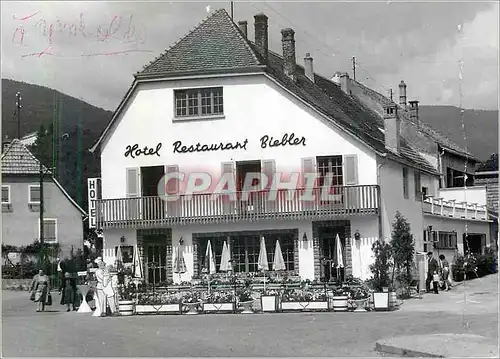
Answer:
376;154;388;241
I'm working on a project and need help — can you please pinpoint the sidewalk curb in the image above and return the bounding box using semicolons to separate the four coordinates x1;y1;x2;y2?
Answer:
375;342;444;358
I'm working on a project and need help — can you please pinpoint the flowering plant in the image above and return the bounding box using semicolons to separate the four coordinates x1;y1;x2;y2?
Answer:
281;289;328;302
203;290;234;303
181;291;202;304
237;289;254;302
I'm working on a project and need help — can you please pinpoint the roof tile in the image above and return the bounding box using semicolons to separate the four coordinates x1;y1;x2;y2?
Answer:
1;139;49;175
138;9;262;75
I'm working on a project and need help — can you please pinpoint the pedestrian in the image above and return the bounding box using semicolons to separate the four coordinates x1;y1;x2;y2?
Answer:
95;260;107;317
29;269;51;312
59;272;80;311
426;251;439;294
104;264;117;315
432;271;440;294
439;254;452;291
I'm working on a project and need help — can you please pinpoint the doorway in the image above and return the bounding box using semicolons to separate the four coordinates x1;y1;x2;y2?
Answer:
143;234;169;284
317;224;346;282
236;161;262;212
141;166;165;220
464;233;486;255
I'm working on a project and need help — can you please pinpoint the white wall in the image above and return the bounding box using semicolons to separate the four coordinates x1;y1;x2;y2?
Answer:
100;75;377;199
438;186;487;206
423;216;490;255
379;158;426;251
350;217;379;280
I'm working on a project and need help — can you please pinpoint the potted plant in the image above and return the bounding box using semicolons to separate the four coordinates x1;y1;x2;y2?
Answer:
348;287;370;312
201;290;235;313
181;291;202;315
330;287;349;312
368;240;393;311
117;281;136;316
261;289;280;313
237;288;255;314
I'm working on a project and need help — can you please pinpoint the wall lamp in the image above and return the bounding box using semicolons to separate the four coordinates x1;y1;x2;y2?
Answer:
179;237;184;245
302;233;308;241
354;230;361;241
120;236;126;243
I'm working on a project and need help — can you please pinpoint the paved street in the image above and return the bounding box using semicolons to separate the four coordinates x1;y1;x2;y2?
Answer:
2;274;498;357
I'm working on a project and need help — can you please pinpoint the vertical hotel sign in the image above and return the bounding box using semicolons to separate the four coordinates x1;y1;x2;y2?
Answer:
88;178;101;228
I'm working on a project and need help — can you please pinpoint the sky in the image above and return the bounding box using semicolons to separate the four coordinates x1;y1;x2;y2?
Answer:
1;1;498;111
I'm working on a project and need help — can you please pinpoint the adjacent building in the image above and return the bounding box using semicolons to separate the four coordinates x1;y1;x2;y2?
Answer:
90;9;491;284
1;139;86;257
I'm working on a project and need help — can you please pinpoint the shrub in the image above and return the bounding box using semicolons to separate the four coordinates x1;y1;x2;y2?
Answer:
390;212;415;293
369;240;393;291
475;247;498;277
452;252;479;281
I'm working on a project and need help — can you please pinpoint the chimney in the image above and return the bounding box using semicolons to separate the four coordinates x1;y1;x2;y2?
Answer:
409;100;419;125
383;104;401;153
254;14;268;63
281;28;296;80
2;136;11;153
339;72;351;95
238;20;248;39
399;80;407;109
304;53;314;83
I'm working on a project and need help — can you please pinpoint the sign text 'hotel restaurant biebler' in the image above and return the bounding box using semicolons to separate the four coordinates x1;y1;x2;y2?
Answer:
124;133;306;158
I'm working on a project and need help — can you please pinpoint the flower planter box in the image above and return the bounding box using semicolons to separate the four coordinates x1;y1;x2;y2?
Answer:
281;301;329;311
202;302;235;313
182;302;202;315
135;304;181;315
330;296;349;312
373;292;389;311
238;300;255;314
261;295;280;312
388;291;398;310
118;300;134;316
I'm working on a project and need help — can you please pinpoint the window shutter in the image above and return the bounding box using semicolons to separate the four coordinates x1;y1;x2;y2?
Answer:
165;165;180;216
414;171;422;201
126;168;141;219
221;161;235;214
126;168;140;198
262;160;276;212
262;160;276;190
301;157;316;187
344;154;358;185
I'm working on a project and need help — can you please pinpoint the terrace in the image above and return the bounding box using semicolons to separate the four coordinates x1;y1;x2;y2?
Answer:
96;185;380;229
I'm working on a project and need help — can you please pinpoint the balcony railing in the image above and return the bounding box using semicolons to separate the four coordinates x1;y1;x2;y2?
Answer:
423;196;488;221
96;185;379;229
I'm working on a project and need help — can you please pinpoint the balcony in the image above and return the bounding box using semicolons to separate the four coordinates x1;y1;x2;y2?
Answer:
96;185;380;229
423;196;488;221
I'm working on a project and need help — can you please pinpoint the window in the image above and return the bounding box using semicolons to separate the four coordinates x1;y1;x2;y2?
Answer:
422;186;428;200
402;168;409;199
446;168;474;188
39;219;57;243
29;185;40;204
175;87;224;118
436;231;457;249
2;185;11;204
197;233;295;274
414;171;422;201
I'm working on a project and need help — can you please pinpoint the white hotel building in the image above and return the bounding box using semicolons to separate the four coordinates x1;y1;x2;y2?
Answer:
90;9;491;284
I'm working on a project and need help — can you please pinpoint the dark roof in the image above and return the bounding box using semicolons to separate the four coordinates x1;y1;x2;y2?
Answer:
263;50;438;174
1;139;50;175
138;9;262;76
1;140;86;215
91;8;438;175
352;80;478;161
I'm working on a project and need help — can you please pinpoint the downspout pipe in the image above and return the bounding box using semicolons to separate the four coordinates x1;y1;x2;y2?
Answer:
376;154;388;242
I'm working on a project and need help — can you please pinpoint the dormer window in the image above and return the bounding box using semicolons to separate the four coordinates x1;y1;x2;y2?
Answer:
174;87;224;119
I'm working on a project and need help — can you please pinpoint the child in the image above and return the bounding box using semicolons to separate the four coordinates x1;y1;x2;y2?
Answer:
432;271;440;294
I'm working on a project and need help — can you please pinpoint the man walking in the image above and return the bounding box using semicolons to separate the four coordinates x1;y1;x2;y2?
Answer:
426;251;439;294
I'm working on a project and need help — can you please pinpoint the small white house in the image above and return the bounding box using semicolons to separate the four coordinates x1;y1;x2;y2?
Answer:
90;9;490;284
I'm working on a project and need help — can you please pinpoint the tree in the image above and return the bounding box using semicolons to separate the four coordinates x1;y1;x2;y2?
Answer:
390;212;415;293
477;153;498;172
29;123;53;169
369;240;392;291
